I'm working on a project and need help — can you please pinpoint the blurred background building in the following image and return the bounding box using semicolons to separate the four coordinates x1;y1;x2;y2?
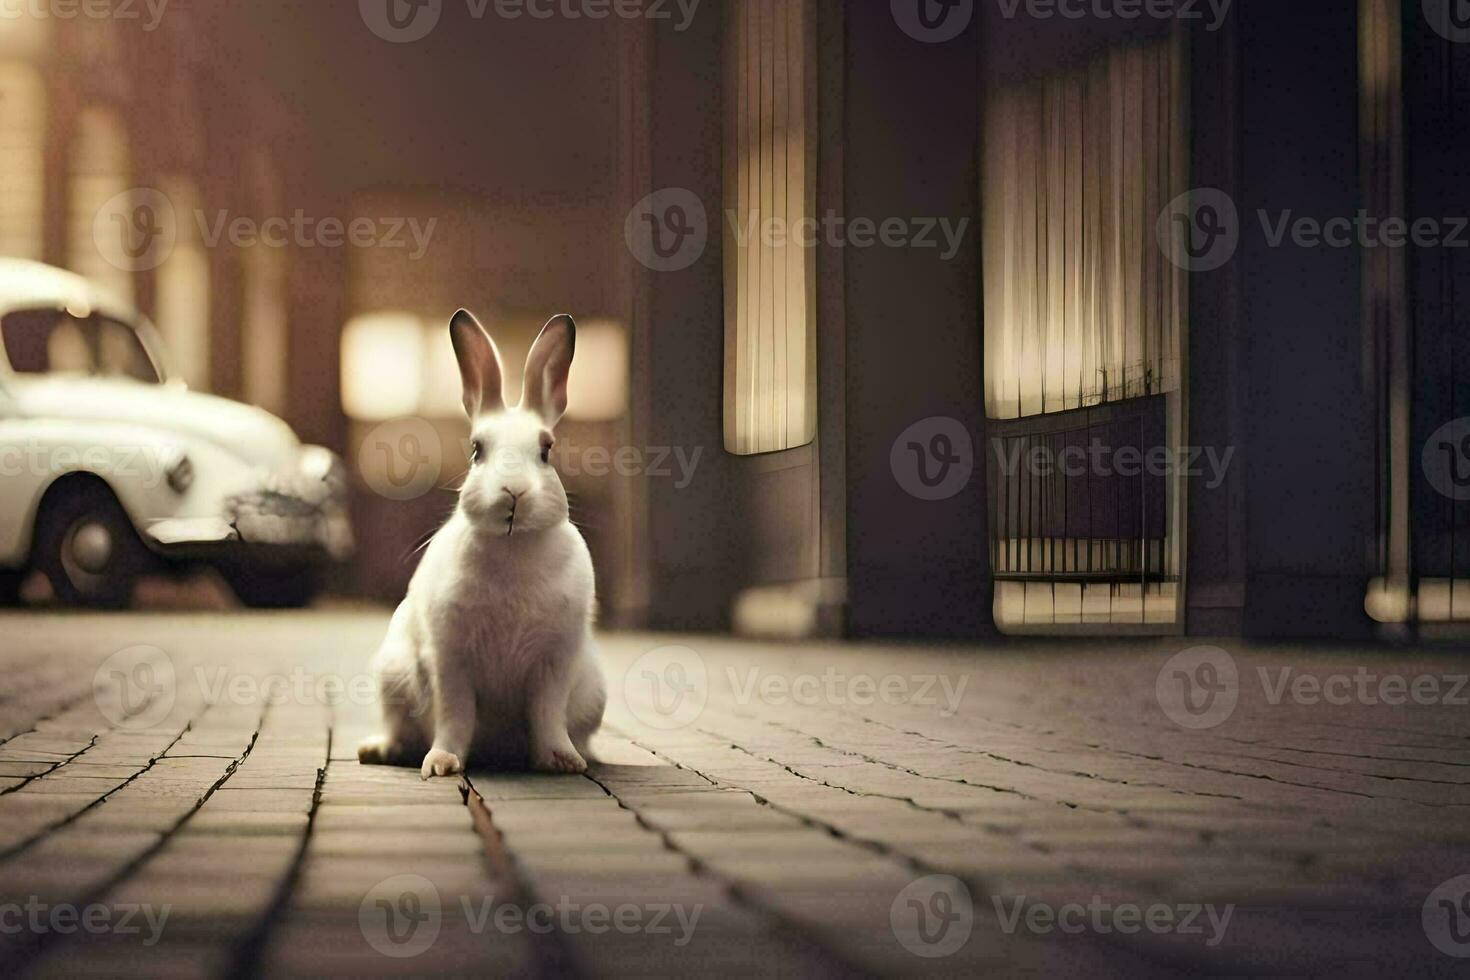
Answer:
2;1;1466;643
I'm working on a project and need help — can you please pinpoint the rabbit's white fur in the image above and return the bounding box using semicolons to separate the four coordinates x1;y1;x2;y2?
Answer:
358;309;605;777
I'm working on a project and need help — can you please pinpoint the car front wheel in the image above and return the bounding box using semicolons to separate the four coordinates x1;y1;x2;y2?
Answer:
33;479;152;609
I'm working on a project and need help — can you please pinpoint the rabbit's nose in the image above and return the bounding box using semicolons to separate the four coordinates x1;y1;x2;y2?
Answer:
502;487;523;504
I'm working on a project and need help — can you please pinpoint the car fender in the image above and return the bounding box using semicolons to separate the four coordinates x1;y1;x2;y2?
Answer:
0;416;267;566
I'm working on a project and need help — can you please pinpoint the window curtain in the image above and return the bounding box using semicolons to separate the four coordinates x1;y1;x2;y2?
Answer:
723;0;817;455
983;37;1187;421
1360;0;1412;621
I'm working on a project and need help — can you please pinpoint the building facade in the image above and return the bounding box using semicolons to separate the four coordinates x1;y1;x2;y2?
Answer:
619;0;1469;641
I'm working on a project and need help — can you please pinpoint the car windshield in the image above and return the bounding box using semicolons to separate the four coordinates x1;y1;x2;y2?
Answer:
0;309;164;384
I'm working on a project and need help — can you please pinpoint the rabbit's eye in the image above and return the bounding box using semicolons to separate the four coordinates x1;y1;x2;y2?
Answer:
540;441;553;465
470;440;485;465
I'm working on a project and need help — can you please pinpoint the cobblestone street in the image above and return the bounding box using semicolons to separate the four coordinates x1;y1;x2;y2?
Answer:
1;610;1469;976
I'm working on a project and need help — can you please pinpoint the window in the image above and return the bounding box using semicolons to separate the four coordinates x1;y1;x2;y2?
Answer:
722;0;816;455
564;319;628;422
341;311;629;423
242;242;289;415
981;35;1189;631
1361;0;1411;623
154;177;211;390
982;38;1186;421
1;309;162;384
68;106;135;305
341;312;426;422
1361;0;1470;624
0;7;49;61
0;62;45;261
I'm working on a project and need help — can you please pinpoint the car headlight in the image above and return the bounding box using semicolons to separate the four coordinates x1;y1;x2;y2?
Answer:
298;445;338;483
263;446;346;505
165;453;194;494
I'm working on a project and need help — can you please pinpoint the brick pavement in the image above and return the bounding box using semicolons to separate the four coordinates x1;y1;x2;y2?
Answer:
1;610;1469;976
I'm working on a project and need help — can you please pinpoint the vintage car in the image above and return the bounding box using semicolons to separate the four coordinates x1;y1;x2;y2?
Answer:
0;259;352;608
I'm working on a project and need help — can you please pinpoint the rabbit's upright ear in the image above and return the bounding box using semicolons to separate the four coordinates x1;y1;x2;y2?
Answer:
522;314;576;426
450;309;505;419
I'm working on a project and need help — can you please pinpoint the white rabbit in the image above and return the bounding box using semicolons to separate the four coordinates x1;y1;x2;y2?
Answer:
358;309;605;777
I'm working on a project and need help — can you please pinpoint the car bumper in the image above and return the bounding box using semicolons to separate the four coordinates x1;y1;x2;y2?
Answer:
142;447;355;565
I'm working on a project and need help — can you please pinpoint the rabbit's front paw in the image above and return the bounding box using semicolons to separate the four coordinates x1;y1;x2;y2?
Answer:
420;747;464;779
358;735;404;766
358;736;389;765
533;743;587;774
